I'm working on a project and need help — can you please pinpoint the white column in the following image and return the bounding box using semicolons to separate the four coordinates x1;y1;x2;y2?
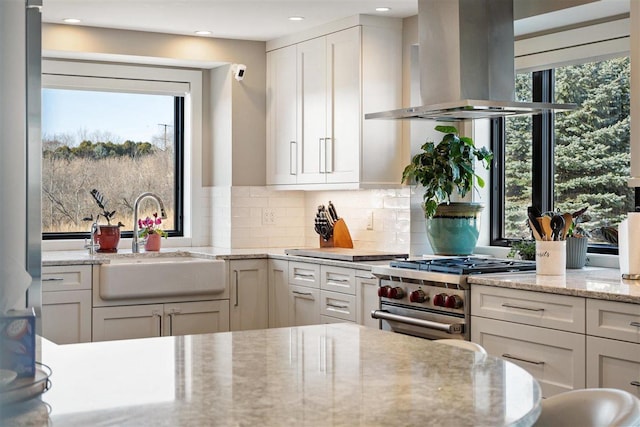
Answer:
630;0;640;187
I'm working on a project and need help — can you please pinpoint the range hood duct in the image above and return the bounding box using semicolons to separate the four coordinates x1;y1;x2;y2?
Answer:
365;0;576;121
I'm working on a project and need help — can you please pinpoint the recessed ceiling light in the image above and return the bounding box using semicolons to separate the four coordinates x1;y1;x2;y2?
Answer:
375;7;391;12
288;16;304;21
194;30;211;36
63;18;81;24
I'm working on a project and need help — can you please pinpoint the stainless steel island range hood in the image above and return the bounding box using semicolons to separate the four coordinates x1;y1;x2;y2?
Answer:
365;0;576;121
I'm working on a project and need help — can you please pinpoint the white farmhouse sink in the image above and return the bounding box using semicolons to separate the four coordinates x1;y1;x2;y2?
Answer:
99;254;226;300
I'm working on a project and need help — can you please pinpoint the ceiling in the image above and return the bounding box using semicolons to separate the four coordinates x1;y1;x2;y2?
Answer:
41;0;629;42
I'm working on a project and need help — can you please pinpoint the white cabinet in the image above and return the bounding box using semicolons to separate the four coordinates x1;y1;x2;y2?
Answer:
92;300;229;342
586;299;640;397
229;259;269;331
319;266;356;323
266;44;297;185
266;18;402;189
42;265;92;344
289;284;320;326
355;273;379;328
268;259;290;328
471;285;586;397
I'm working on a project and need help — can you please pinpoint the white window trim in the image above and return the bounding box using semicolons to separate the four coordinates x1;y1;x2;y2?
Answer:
515;18;630;72
41;59;204;251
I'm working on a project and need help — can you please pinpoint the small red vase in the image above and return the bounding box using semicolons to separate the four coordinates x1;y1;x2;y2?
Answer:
95;225;121;253
145;232;162;252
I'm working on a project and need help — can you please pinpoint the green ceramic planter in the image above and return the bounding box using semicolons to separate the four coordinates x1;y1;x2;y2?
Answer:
425;203;484;255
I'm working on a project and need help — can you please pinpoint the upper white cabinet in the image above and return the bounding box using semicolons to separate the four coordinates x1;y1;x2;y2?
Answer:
266;17;402;189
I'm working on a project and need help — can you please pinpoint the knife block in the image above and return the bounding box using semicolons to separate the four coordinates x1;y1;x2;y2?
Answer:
319;218;353;249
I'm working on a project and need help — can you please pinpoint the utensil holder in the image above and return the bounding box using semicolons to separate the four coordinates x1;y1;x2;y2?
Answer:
536;240;566;275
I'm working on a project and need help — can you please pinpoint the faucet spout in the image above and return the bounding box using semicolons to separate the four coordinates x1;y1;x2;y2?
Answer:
132;192;167;253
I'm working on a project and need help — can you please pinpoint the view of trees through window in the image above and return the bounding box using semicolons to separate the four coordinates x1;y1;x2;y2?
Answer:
42;89;178;236
504;57;632;244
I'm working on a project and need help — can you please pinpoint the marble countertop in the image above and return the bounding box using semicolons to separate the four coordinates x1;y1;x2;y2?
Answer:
2;324;541;427
42;248;640;302
467;267;640;304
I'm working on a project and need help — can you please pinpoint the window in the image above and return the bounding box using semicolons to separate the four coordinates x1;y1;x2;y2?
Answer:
41;73;186;240
495;56;632;252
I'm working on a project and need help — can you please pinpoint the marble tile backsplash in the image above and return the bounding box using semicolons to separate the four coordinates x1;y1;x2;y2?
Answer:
205;186;411;251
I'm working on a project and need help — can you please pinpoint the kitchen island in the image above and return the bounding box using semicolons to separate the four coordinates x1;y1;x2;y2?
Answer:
2;323;541;426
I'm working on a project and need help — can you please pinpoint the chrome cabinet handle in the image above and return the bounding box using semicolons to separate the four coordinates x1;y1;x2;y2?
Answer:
152;310;163;336
292;290;313;297
295;272;316;279
325;137;333;173
319;138;326;173
501;303;545;312
328;277;350;283
289;141;297;175
630;321;640;328
234;270;239;307
42;277;64;282
631;381;640;387
326;303;349;309
501;353;546;365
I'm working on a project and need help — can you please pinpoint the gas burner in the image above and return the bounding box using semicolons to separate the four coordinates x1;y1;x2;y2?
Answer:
389;256;536;275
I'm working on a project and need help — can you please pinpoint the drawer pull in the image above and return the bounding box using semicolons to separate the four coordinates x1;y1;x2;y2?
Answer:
42;277;64;282
328;278;350;283
501;353;545;365
326;303;349;309
295;273;316;279
292;291;313;297
630;322;640;328
631;381;640;387
501;303;545;312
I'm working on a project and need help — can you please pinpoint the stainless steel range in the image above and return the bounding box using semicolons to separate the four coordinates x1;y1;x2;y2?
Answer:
371;257;536;340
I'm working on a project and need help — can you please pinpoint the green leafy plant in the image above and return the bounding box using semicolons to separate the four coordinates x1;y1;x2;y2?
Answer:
401;125;493;218
507;239;536;261
86;188;122;226
138;213;168;238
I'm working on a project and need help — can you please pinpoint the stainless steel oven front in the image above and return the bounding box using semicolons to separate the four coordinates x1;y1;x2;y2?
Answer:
371;276;470;341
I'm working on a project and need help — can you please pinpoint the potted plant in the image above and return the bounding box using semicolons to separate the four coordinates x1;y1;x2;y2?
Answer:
565;206;590;269
137;213;168;252
402;125;493;255
86;189;123;253
507;239;536;261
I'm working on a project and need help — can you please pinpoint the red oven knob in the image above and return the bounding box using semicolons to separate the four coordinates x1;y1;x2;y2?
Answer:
409;289;427;303
378;286;391;298
387;287;405;299
444;294;463;309
433;293;447;307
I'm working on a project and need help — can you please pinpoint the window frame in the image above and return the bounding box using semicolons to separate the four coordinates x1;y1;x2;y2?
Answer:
40;60;204;249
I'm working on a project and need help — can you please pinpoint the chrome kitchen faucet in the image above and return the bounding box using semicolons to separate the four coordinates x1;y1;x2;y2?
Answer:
132;192;167;253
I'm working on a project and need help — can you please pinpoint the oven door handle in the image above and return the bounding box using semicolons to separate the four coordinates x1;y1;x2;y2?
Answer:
371;310;463;334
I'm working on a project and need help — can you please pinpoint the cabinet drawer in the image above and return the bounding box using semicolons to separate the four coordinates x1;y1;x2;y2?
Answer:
472;317;585;398
289;262;320;288
320;290;356;322
321;266;355;295
321;315;353;324
586;336;640;397
471;285;585;333
586;299;640;343
42;265;92;292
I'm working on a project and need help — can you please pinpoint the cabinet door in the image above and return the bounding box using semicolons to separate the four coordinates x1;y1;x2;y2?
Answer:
289;284;320;326
587;336;640;397
93;304;163;342
267;45;298;185
472;316;585;398
297;36;327;184
165;300;230;336
356;275;379;328
268;259;290;328
42;290;92;344
229;259;269;331
325;27;361;184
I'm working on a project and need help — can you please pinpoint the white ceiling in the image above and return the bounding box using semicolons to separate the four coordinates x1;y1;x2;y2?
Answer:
41;0;629;42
